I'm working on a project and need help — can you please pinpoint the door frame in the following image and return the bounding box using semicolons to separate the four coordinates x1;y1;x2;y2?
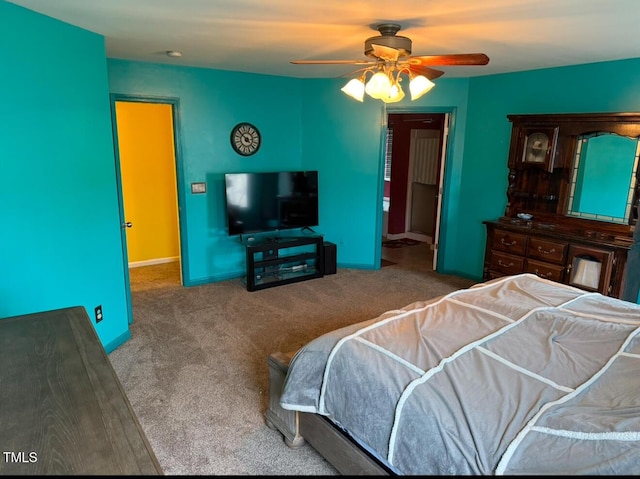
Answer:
379;106;454;272
431;114;450;270
109;94;187;324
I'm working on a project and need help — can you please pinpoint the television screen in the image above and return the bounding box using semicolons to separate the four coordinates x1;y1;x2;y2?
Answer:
224;171;319;236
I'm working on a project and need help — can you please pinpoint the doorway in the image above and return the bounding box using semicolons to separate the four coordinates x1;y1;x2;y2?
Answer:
111;96;184;323
382;113;449;270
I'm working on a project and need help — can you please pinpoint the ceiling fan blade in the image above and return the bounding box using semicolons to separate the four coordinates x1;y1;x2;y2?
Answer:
408;65;445;81
408;53;490;66
291;59;375;65
338;66;376;78
370;44;399;62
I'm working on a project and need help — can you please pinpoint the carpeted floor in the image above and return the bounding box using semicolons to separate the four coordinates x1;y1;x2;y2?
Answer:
129;261;182;292
109;260;474;475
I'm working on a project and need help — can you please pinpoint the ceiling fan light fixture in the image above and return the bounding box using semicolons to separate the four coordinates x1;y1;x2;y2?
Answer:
365;71;392;99
341;78;365;102
343;68;432;103
382;82;405;103
292;22;488;104
409;74;435;100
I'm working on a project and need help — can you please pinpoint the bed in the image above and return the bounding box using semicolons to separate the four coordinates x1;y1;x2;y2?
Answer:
266;273;640;475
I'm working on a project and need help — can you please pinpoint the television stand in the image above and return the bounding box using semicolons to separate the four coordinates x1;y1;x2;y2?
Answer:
243;235;325;291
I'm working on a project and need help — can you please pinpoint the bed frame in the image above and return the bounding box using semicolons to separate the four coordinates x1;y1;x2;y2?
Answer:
265;351;392;475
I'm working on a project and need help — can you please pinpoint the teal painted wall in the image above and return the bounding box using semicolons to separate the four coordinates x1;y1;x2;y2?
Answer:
298;77;471;272
1;1;130;351
298;79;386;268
107;64;473;276
107;60;303;284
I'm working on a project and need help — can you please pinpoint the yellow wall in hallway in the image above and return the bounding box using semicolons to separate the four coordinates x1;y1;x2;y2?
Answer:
115;102;179;264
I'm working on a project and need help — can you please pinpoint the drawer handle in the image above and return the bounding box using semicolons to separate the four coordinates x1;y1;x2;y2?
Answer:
533;269;551;279
498;260;514;268
500;238;517;247
537;246;556;255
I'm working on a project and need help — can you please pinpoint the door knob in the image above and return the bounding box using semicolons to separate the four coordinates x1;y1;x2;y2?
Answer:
123;222;133;228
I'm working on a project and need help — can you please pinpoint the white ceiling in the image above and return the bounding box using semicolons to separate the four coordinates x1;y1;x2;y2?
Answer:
8;0;640;79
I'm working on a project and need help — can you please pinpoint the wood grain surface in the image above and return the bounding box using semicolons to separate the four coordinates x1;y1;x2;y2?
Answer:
0;306;162;475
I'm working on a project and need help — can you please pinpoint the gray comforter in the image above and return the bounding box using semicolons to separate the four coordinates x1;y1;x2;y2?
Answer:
280;274;640;475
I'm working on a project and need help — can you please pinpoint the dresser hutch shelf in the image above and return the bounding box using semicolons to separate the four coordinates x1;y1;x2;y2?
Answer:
483;112;640;301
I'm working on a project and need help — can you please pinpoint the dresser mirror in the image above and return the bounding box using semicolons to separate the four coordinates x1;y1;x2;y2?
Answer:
566;132;639;225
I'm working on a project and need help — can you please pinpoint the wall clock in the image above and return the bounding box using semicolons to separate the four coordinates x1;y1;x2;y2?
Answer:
523;132;549;164
230;122;261;156
517;126;558;172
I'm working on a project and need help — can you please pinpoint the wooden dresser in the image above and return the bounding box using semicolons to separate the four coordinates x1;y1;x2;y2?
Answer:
0;306;162;475
483;112;640;301
484;219;631;298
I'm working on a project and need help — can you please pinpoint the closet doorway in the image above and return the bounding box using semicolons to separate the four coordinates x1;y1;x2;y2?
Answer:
112;97;184;321
382;113;449;270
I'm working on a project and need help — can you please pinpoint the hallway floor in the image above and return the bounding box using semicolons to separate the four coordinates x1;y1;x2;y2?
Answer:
381;238;433;270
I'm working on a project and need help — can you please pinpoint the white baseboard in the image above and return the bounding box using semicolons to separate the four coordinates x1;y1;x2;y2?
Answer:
128;257;179;268
385;233;404;240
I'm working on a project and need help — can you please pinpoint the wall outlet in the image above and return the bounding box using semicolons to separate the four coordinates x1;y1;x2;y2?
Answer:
94;305;103;323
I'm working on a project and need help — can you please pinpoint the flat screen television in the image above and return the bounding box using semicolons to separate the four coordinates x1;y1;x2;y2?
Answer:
224;170;319;236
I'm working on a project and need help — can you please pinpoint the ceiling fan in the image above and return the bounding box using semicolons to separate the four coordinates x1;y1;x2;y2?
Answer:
291;23;489;103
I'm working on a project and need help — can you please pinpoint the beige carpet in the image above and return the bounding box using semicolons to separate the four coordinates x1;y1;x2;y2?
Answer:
109;261;475;475
129;261;182;292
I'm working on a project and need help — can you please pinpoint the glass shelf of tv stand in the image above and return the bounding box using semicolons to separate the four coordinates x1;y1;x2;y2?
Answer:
242;233;324;291
246;262;322;289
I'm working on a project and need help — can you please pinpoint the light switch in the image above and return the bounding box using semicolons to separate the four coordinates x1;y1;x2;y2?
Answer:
191;182;206;194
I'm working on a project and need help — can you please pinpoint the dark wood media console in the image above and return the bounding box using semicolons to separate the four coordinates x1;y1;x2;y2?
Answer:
243;234;325;291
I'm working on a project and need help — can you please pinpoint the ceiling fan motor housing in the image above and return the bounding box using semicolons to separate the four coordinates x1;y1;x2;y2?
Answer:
364;23;412;58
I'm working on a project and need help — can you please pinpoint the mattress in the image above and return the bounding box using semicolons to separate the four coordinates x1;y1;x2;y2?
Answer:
280;274;640;475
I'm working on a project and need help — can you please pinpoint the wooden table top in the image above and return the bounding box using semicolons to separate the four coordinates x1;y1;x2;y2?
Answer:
0;306;162;475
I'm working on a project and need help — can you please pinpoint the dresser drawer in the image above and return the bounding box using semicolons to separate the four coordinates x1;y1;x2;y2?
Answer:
490;251;525;275
527;237;567;264
492;229;528;255
487;271;505;280
525;259;565;283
